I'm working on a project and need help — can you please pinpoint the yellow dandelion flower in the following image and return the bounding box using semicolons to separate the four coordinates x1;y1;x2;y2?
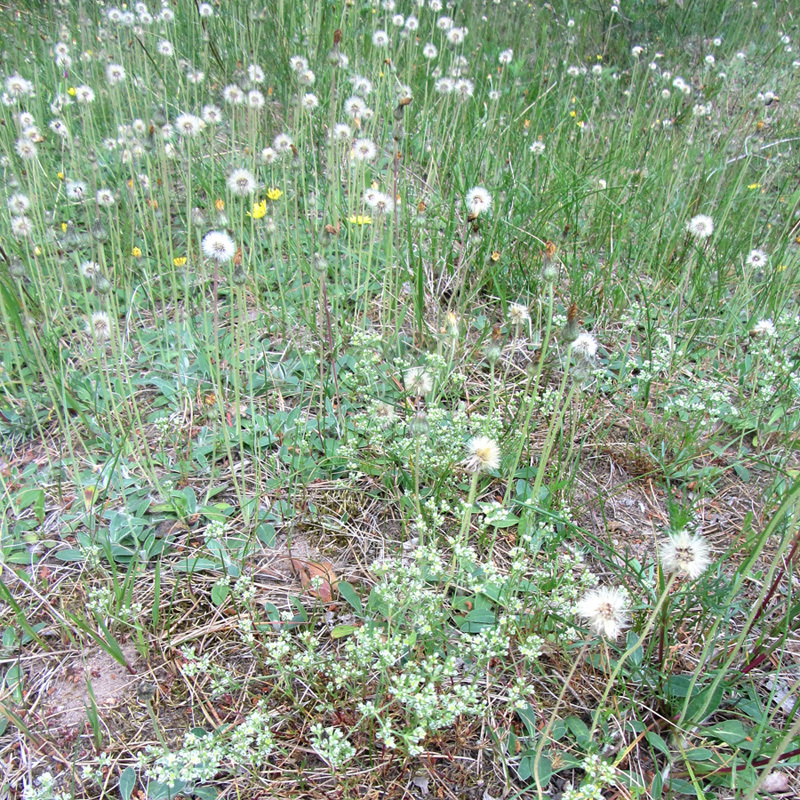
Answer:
348;214;372;225
249;200;267;219
267;187;283;201
61;222;68;232
57;172;64;180
215;198;225;211
173;256;187;267
131;246;142;258
67;87;77;96
570;110;577;117
748;183;761;189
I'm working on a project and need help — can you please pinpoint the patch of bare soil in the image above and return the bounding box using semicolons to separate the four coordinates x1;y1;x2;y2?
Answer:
39;643;141;731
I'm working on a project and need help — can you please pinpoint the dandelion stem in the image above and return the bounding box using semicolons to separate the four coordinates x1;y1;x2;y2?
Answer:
591;573;678;744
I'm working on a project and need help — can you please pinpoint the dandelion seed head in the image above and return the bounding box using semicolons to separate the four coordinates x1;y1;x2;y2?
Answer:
289;55;309;73
223;84;245;105
435;77;454;94
248;64;265;83
175;113;203;137
227;168;257;197
202;231;236;263
14;139;37;160
687;214;714;240
10;215;34;238
745;248;768;269
464;435;501;474
577;587;630;639
66;181;87;202
202;104;222;124
351;76;373;97
75;85;95;103
447;26;467;45
96;188;116;207
508;303;530;326
454;78;474;99
106;63;126;85
80;260;101;279
403;366;433;396
301;93;319;111
87;310;112;340
7;193;30;215
423;43;438;59
343;95;367;118
273;133;293;153
298;69;315;86
5;74;34;97
572;333;598;361
260;146;278;164
331;123;352;143
247;90;265;109
661;529;711;579
465;186;491;216
352;138;377;161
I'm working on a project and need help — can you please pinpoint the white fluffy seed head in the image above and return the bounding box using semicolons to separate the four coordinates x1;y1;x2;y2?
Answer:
660;529;711;579
464;435;500;474
577;587;630;639
202;231;236;263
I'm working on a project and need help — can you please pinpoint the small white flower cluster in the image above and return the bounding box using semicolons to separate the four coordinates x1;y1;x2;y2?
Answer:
86;583;142;622
562;754;618;800
179;647;237;696
663;378;738;428
311;723;356;769
22;771;72;800
146;701;274;789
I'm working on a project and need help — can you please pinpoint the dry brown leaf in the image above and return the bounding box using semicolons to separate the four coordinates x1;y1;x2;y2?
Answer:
289;558;339;603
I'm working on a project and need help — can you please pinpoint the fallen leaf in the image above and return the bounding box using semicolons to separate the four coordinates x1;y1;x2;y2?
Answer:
289;558;339;603
761;772;791;794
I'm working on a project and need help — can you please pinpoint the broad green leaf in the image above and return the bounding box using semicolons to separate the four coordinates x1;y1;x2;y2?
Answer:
645;731;672;757
517;751;551;785
565;716;591;748
55;549;86;562
338;582;363;615
455;609;496;633
172;558;222;573
705;720;750;747
210;583;230;606
119;766;135;800
331;624;358;639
